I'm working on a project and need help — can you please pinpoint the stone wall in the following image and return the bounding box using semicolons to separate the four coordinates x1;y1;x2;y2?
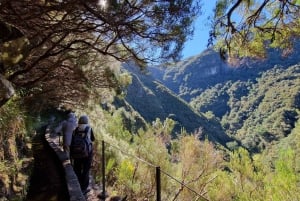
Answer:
45;133;86;201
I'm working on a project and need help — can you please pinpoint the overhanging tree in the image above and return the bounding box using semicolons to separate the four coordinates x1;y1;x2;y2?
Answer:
210;0;300;63
0;0;201;109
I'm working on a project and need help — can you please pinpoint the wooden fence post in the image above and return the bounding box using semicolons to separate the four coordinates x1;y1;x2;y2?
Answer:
100;140;106;200
156;166;161;201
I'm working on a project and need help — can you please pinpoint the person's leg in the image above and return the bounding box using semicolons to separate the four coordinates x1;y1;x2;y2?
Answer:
73;159;83;184
63;145;70;159
81;153;93;192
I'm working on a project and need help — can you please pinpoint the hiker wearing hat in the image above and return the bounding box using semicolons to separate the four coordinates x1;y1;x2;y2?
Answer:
71;115;95;194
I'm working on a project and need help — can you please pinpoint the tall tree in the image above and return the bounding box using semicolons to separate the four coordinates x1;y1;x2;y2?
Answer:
0;0;201;109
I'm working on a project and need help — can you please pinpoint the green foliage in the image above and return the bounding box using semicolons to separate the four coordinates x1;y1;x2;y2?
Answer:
207;170;236;201
0;98;33;200
229;148;256;182
101;119;226;200
115;42;300;200
152;117;175;144
264;148;300;201
235;66;300;151
226;140;239;151
215;0;229;18
124;62;233;146
117;159;135;184
0;99;28;160
112;159;139;196
128;59;300;199
0;37;30;68
104;121;300;201
207;145;300;201
104;108;132;141
209;148;264;201
212;0;300;61
171;134;224;200
189;64;300;152
118;72;132;90
105;121;171;200
124;70;211;135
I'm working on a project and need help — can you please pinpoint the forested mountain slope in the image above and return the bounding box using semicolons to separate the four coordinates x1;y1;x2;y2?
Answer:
123;44;300;153
122;62;233;146
149;41;300;102
192;65;300;152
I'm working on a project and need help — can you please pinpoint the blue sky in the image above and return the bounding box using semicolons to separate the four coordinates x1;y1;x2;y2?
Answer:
182;1;216;59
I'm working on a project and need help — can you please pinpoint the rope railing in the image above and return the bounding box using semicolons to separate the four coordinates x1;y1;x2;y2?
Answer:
100;140;210;201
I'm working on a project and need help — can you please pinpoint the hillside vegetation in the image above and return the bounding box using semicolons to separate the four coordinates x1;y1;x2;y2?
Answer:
1;1;300;200
192;65;300;153
113;49;300;200
122;62;233;146
131;43;300;152
94;93;300;201
1;54;300;200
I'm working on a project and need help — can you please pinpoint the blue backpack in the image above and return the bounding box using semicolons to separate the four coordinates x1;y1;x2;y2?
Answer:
70;126;90;159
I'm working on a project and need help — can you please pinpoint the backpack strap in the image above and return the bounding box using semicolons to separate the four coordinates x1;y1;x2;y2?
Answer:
73;126;90;138
84;126;90;134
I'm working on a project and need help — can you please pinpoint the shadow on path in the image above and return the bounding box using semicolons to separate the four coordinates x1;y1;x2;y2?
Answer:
25;132;69;201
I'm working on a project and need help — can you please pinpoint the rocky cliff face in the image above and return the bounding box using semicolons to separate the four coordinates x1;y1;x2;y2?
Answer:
147;49;229;100
146;42;300;102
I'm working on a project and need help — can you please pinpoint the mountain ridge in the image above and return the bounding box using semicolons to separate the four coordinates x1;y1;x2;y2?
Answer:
122;44;300;152
122;62;233;146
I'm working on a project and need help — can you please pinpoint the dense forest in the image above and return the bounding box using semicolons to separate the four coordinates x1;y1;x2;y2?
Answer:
123;46;300;151
105;47;300;200
1;0;300;201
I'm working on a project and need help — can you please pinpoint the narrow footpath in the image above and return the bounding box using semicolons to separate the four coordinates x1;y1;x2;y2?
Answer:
25;125;103;201
25;132;69;201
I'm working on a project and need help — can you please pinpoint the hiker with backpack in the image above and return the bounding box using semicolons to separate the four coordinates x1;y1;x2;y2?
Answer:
71;115;95;194
55;112;77;158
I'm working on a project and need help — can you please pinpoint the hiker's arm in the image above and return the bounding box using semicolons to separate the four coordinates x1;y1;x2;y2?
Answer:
54;121;63;135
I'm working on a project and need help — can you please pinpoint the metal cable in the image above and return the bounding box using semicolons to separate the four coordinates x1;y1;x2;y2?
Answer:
103;140;210;201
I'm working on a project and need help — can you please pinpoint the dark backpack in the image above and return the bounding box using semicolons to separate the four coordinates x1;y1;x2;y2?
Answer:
70;126;90;159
